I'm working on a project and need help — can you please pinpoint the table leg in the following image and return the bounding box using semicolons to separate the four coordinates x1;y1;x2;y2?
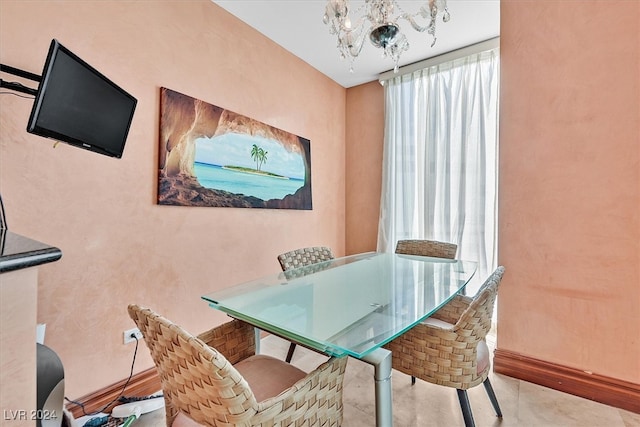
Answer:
362;347;393;427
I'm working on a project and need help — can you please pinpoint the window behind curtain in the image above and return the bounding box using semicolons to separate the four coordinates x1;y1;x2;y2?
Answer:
377;47;500;294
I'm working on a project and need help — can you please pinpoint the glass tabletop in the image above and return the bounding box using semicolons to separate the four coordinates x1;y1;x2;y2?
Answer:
202;252;477;358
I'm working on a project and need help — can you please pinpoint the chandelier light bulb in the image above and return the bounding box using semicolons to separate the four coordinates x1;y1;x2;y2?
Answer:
323;0;450;72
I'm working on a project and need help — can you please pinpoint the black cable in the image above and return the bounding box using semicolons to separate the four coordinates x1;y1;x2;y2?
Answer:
64;335;139;417
0;79;38;96
117;393;163;404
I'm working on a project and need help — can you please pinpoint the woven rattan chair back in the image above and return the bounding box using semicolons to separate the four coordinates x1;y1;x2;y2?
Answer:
395;239;457;259
277;246;334;271
277;246;334;362
452;272;503;374
387;266;504;387
383;266;505;426
128;304;347;427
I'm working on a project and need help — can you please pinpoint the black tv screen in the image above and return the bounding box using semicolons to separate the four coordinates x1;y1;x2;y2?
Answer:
27;39;137;158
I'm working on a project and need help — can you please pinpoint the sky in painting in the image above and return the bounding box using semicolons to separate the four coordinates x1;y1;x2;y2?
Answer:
195;133;305;180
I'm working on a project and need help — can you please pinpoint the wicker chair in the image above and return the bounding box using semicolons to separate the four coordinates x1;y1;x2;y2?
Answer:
383;266;505;427
128;304;347;427
277;246;335;271
277;246;334;362
395;239;458;384
395;239;458;259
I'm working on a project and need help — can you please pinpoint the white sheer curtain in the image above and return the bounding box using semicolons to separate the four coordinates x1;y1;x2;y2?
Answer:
377;48;500;292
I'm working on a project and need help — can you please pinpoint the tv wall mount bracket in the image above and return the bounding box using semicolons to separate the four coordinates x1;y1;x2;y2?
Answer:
0;63;41;96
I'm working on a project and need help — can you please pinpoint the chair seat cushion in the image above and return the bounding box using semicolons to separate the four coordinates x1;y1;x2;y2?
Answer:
476;339;490;374
235;354;307;401
423;318;490;374
423;317;455;329
171;354;307;427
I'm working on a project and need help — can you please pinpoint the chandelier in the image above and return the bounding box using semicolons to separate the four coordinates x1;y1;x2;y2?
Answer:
323;0;451;73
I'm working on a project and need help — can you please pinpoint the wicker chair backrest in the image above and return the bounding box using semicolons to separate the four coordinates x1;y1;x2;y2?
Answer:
454;266;504;344
395;239;457;259
128;304;348;427
278;246;334;271
128;305;258;426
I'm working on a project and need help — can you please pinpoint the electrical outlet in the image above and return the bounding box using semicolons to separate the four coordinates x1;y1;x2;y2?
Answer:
123;327;143;344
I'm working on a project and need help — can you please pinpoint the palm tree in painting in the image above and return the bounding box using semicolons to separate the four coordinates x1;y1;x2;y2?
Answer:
251;144;269;172
258;149;268;171
251;144;260;170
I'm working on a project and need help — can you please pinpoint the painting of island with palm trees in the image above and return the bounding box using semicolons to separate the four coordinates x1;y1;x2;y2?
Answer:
158;88;312;209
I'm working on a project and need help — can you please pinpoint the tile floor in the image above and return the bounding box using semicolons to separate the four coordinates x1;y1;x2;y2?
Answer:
125;334;639;427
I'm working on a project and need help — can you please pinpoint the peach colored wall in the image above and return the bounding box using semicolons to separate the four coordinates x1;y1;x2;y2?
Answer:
0;1;346;398
345;81;384;255
498;1;640;382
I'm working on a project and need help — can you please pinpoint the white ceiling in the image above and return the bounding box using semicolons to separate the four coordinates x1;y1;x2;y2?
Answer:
213;1;500;88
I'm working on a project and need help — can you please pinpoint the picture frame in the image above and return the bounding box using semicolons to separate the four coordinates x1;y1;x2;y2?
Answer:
158;88;312;210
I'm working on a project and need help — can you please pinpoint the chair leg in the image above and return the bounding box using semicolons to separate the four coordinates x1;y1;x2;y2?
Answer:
411;376;416;385
285;342;296;363
483;378;503;418
456;389;476;427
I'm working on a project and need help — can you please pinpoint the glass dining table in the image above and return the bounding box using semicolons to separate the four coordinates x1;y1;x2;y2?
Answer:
202;252;477;427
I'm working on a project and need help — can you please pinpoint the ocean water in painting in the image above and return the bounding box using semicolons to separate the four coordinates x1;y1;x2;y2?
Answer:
194;162;304;200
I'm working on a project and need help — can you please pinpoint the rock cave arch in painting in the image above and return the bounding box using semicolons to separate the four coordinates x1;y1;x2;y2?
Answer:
158;87;312;209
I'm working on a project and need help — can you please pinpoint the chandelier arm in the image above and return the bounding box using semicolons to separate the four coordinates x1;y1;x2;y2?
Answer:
400;13;436;33
337;24;368;58
347;35;367;58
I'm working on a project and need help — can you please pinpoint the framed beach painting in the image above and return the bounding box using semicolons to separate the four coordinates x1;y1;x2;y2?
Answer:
157;88;312;209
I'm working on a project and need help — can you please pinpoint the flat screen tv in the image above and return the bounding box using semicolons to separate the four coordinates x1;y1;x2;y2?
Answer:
27;39;137;158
